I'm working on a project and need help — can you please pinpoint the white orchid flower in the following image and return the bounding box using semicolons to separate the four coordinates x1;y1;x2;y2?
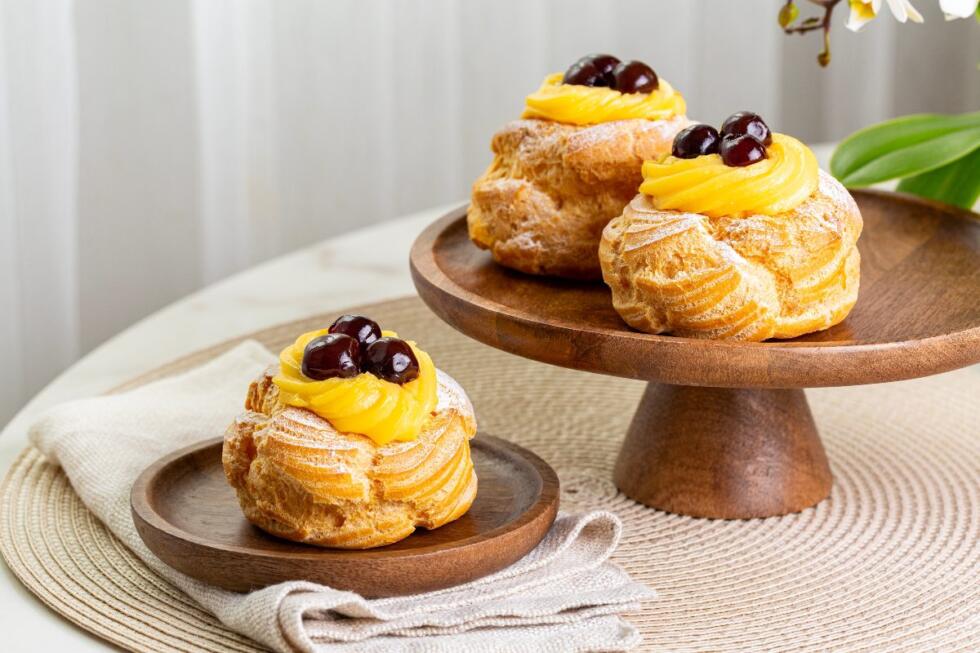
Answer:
846;0;879;30
846;0;924;31
939;0;979;20
885;0;924;22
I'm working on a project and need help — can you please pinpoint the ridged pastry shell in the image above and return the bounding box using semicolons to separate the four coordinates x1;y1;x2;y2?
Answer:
223;367;477;549
468;116;690;279
598;170;862;341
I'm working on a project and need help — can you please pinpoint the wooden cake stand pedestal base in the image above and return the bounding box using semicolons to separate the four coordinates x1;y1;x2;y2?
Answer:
410;192;980;519
616;385;830;519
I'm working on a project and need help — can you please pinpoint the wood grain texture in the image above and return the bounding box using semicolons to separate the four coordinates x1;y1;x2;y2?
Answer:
131;435;559;596
409;190;979;518
409;191;980;389
615;385;831;519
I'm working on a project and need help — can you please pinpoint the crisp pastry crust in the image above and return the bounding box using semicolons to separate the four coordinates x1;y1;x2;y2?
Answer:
468;116;690;279
599;170;862;341
223;367;477;549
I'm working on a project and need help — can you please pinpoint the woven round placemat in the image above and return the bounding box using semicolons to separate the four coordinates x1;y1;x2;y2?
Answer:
2;296;978;652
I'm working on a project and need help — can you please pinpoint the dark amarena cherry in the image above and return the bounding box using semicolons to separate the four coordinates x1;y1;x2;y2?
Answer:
720;134;767;167
302;333;361;380
562;60;601;86
720;111;772;146
581;53;620;86
328;314;381;349
363;337;420;384
612;60;658;94
563;53;620;87
672;124;721;159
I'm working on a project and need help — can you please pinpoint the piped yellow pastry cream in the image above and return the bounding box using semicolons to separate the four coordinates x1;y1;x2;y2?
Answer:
640;133;819;218
523;72;686;125
273;328;437;446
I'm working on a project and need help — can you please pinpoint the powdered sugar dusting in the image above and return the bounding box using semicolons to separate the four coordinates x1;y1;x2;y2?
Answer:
566;116;691;152
623;214;701;252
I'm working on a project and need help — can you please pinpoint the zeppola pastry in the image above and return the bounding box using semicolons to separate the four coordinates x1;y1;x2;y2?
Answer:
223;314;477;549
599;112;862;341
469;53;690;278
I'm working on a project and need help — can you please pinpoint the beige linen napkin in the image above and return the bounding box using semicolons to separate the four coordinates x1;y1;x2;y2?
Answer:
28;341;655;652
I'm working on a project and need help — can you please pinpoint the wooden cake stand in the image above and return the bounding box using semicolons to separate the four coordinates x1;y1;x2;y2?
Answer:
410;190;980;519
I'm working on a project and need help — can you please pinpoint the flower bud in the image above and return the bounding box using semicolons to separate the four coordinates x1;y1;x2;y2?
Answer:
778;2;799;28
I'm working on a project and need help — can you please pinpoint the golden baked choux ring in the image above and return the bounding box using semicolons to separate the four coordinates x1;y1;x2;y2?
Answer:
223;317;477;549
469;56;690;279
600;119;862;341
469;117;690;279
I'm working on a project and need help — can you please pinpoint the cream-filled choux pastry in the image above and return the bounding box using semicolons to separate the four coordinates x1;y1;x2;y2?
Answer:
469;54;690;279
223;314;477;549
599;112;862;341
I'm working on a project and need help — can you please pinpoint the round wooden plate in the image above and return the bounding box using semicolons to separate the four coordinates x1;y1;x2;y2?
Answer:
131;434;559;596
410;190;980;389
409;191;980;519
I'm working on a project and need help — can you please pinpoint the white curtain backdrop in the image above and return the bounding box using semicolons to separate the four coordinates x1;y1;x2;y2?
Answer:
1;0;978;424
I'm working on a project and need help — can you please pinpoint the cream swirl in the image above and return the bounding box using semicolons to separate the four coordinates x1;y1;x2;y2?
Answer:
522;73;686;125
273;329;438;446
639;133;819;218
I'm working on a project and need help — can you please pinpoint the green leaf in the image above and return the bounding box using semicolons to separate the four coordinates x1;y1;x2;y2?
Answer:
896;146;980;210
831;112;980;182
840;127;980;187
830;111;980;187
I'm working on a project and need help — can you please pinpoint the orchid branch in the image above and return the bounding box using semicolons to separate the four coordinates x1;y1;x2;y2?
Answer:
779;0;843;66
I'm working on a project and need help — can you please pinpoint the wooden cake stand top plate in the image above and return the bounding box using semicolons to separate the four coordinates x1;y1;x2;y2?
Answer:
132;434;559;596
410;191;980;388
